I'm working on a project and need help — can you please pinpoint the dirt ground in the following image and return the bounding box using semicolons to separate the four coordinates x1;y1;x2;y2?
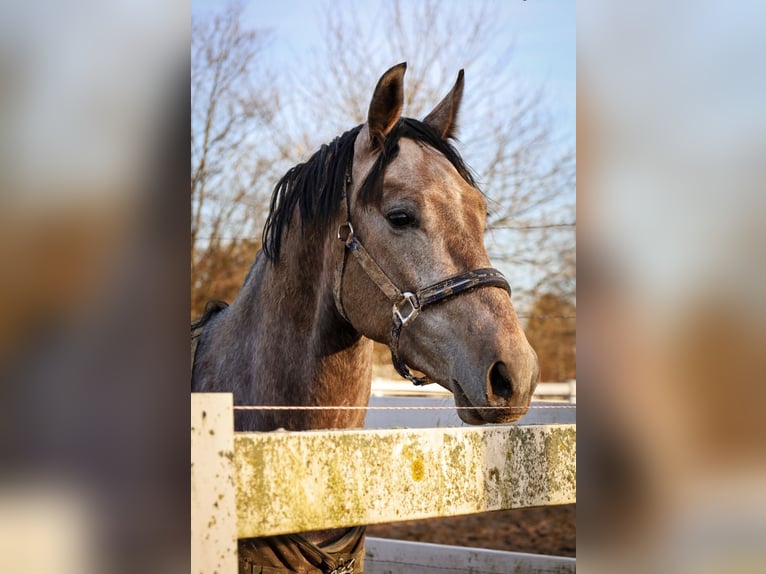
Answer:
367;504;576;557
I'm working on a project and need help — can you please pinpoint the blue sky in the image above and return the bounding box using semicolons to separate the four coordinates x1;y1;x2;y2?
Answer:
193;0;575;133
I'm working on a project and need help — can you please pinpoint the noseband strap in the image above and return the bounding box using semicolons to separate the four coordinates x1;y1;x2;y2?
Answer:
387;266;511;385
334;171;512;386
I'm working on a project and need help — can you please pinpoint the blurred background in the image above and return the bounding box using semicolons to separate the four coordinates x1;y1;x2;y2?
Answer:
578;1;766;572
0;1;190;573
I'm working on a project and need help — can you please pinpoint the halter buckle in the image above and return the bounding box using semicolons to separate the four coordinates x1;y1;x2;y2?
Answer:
394;292;420;326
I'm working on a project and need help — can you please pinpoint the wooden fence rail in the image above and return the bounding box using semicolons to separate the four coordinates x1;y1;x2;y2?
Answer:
191;393;576;573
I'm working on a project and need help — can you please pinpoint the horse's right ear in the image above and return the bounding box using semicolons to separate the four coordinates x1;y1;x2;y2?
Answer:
423;69;464;140
367;62;406;148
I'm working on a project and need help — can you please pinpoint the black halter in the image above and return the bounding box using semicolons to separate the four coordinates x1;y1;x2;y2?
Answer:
333;171;512;386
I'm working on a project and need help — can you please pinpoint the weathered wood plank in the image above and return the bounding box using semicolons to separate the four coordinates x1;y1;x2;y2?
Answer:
235;424;576;538
191;393;238;574
365;538;576;574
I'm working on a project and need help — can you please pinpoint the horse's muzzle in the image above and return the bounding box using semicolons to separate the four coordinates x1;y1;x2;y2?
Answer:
451;353;539;425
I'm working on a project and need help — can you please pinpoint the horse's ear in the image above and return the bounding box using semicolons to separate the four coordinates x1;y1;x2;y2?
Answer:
423;69;464;140
367;62;406;147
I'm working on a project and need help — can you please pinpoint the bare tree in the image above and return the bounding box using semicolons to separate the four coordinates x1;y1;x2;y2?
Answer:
191;3;282;317
487;207;577;310
283;0;576;307
191;1;575;318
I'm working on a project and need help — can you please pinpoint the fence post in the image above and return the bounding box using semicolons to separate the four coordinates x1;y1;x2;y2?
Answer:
191;393;237;574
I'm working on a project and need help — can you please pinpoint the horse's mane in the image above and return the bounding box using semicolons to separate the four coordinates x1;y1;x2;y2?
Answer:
262;117;478;263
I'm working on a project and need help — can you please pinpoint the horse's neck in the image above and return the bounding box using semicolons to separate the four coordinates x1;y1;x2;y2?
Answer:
211;235;373;431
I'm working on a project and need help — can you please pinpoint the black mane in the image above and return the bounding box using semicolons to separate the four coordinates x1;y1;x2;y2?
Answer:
262;117;477;263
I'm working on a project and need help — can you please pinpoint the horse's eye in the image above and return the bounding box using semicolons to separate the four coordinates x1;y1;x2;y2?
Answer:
386;210;414;228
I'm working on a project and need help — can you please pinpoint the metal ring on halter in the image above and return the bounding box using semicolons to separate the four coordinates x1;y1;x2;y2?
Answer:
337;222;354;242
393;292;420;326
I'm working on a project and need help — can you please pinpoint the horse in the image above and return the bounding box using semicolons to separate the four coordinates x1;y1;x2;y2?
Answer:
192;62;540;574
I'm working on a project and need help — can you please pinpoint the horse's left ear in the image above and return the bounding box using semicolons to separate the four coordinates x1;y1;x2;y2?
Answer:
423;69;464;140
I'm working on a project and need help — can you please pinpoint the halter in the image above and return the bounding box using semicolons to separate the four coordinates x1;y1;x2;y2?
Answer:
333;169;512;386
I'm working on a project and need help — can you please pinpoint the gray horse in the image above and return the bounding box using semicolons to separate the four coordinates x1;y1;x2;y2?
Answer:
192;63;539;573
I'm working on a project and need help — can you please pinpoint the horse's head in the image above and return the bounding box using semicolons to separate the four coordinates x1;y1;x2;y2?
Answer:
338;63;540;424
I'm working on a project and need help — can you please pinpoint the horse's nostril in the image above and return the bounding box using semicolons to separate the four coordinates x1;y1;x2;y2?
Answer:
489;361;513;400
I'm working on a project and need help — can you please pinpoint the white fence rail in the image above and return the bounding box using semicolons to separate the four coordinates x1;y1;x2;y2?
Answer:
364;539;576;574
366;396;576;428
191;393;576;573
371;378;576;402
366;379;576;428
